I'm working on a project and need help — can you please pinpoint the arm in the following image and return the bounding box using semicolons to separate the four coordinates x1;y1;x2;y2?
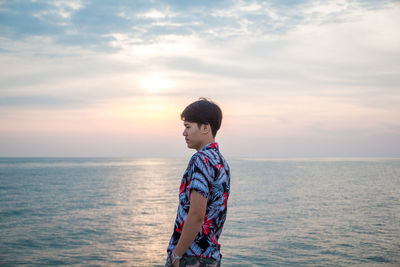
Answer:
171;190;207;266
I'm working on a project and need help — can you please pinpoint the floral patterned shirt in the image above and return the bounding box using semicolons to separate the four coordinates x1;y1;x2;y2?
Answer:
167;142;231;260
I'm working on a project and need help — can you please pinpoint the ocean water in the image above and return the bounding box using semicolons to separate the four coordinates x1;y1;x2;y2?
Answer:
0;157;399;266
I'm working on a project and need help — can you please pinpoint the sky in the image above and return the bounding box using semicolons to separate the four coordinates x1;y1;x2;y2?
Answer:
0;0;399;158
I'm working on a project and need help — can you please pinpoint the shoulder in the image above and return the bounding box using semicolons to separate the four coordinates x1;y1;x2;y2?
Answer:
192;152;211;169
189;152;215;178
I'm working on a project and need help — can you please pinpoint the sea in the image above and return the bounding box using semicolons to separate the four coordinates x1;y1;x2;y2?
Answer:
0;157;399;266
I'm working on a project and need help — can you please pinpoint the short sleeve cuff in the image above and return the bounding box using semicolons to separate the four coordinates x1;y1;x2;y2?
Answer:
189;177;209;199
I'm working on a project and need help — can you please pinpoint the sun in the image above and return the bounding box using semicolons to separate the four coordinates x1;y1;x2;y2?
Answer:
141;75;173;93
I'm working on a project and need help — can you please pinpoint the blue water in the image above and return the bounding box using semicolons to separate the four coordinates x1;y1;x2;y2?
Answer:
0;157;399;266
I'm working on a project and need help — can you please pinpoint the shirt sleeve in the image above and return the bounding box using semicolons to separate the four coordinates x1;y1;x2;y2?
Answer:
188;154;214;199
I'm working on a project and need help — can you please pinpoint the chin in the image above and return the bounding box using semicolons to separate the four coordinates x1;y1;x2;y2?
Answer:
186;143;196;150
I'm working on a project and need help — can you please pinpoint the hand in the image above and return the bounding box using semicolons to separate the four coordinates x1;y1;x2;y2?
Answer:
170;251;181;267
172;259;180;267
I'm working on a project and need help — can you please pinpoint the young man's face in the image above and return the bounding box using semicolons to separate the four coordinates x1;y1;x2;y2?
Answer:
182;121;207;151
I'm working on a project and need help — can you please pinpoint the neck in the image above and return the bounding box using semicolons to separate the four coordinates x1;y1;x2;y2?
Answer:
196;137;215;152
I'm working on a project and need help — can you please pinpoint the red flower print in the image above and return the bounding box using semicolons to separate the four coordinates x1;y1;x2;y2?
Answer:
179;181;186;195
215;164;223;170
176;221;184;233
211;233;220;245
201;216;212;235
204;156;209;165
210;143;219;149
223;192;228;207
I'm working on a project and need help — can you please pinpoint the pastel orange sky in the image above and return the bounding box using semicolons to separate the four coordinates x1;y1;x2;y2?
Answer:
0;1;399;157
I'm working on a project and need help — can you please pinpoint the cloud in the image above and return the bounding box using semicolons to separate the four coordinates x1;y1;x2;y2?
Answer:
0;0;396;49
0;0;399;156
1;1;398;97
33;0;83;21
1;1;399;105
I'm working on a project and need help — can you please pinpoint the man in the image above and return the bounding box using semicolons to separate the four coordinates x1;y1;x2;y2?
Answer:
165;98;231;267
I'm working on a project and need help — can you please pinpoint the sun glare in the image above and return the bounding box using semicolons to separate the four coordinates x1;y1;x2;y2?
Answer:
141;75;173;93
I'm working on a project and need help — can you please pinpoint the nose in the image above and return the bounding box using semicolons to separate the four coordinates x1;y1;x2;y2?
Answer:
182;129;187;136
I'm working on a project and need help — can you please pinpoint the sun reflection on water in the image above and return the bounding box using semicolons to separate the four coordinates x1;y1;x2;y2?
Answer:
107;158;182;266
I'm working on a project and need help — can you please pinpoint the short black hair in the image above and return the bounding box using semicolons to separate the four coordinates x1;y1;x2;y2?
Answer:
181;97;223;137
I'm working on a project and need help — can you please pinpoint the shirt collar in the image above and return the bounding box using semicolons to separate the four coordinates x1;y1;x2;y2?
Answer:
200;142;219;152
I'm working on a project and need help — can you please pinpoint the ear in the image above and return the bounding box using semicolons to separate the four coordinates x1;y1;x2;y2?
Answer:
202;123;211;134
